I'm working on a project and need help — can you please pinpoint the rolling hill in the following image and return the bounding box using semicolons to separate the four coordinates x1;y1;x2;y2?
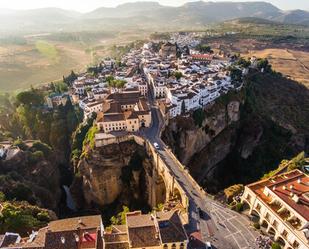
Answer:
0;1;308;34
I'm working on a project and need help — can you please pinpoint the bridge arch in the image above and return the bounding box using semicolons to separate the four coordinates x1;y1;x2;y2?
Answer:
155;173;167;205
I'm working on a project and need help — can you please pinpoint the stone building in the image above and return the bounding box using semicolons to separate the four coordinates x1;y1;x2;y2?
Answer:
96;91;151;133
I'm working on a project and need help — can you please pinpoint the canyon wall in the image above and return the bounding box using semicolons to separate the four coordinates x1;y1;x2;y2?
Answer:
75;140;156;212
162;72;309;193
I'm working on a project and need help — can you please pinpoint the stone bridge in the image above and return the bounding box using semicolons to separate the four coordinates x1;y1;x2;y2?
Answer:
95;133;189;223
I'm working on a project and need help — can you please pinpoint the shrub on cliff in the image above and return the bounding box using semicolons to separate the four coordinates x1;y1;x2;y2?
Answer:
13;139;28;151
287;151;306;171
29;151;44;163
31;141;52;157
224;184;244;203
110;206;130;225
0;191;5;202
83;125;98;150
0;201;51;235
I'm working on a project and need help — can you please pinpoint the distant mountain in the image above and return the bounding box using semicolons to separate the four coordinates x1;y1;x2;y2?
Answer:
0;1;308;34
272;10;309;25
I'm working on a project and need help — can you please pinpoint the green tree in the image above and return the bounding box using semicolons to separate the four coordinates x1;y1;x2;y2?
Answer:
63;71;77;86
16;90;43;106
271;242;281;249
257;58;272;73
196;44;213;53
237;57;251;68
29;151;44;163
110;206;130;225
0;192;6;202
193;109;205;127
173;71;183;81
115;79;127;89
31;141;52;157
181;100;186;115
106;75;115;84
230;67;243;84
13;139;28;151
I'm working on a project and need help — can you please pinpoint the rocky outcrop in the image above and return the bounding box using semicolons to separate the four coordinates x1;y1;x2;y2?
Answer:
75;140;154;210
163;92;242;166
0;149;62;210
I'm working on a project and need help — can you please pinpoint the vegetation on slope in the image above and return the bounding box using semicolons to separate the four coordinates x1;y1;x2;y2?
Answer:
0;196;52;235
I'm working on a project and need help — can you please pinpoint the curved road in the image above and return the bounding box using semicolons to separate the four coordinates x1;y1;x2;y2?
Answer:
142;88;260;249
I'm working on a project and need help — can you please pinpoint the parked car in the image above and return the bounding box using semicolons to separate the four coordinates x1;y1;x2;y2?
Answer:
153;142;160;149
205;242;212;249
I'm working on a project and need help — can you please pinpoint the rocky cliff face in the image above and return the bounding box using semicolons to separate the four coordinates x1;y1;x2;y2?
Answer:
163;73;309;193
0;149;62;210
164;99;241;165
75;140;154;211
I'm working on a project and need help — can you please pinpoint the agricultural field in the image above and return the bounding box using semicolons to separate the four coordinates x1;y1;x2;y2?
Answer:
0;30;148;92
205;19;309;88
245;49;309;87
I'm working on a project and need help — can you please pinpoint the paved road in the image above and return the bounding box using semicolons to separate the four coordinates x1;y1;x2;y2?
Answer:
141;86;260;249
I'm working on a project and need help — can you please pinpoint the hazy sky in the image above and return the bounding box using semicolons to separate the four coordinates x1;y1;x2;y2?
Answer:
0;0;308;12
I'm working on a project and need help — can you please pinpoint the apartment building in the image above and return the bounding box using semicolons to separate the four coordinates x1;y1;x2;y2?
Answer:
241;170;309;249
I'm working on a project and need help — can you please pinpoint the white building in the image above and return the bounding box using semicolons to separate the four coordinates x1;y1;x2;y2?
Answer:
241;170;309;249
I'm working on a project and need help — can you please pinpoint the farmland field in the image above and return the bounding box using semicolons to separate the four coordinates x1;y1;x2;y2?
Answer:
245;49;309;87
0;41;92;92
0;30;148;92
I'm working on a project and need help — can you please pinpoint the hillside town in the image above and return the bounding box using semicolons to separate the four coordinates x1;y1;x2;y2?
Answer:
62;33;242;136
1;32;308;249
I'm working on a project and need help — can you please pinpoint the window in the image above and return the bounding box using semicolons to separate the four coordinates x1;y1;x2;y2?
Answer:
293;240;299;249
256;203;261;212
282;230;288;239
273;220;278;229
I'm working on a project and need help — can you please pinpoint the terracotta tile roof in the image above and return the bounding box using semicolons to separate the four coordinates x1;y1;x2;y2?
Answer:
126;213;161;248
126;213;155;228
157;211;188;244
248;170;309;221
104;242;129;249
13;227;48;249
127;227;160;248
48;215;101;232
102;114;125;122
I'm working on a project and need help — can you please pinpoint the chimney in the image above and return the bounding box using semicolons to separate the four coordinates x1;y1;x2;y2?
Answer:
272;185;276;191
290;184;294;190
297;178;301;184
283;186;286;190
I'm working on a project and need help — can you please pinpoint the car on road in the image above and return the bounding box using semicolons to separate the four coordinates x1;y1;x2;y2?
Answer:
153;142;160;149
205;242;212;249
